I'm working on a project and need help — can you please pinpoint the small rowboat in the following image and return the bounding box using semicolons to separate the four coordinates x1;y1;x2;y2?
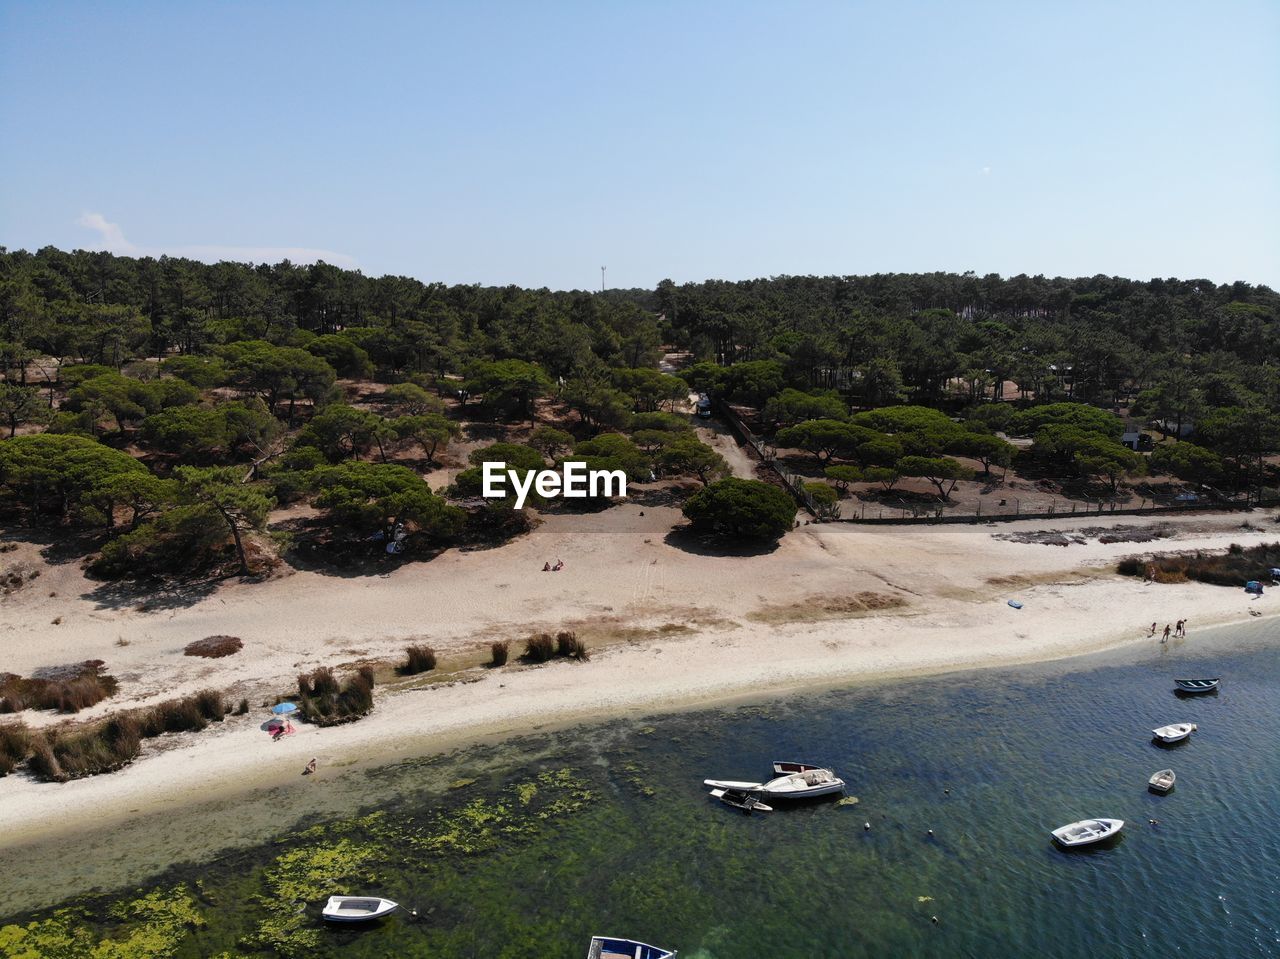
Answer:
1052;818;1124;847
709;787;773;813
321;896;398;922
1152;722;1197;743
587;936;677;959
1148;769;1175;793
1174;678;1219;693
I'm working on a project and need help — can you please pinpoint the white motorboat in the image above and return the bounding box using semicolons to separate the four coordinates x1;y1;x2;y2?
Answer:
1148;769;1175;793
708;787;773;813
1174;678;1219;693
587;936;677;959
1051;818;1124;847
1152;722;1197;743
705;764;845;800
321;896;399;922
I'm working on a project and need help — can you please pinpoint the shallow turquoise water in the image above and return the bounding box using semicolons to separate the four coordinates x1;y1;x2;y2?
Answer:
4;619;1279;958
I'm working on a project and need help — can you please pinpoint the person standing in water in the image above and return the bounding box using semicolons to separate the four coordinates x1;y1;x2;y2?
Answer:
1161;624;1171;643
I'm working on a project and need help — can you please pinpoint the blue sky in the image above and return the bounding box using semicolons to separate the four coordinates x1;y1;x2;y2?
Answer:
1;1;1276;290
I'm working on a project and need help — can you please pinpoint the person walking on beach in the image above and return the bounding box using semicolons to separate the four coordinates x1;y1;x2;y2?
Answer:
1161;624;1171;643
1149;622;1158;636
1177;619;1187;637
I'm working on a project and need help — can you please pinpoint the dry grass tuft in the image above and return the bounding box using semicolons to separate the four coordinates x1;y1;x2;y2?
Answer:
0;662;119;714
523;632;556;663
399;644;438;676
184;635;244;658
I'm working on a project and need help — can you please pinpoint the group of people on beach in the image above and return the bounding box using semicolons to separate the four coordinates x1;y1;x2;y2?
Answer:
1150;620;1187;643
541;559;565;572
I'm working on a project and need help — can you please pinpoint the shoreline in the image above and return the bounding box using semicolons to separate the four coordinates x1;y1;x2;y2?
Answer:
2;607;1275;917
1;509;1277;906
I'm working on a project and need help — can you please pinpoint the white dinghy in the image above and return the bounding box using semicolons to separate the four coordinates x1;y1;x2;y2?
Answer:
1152;723;1197;743
1051;818;1124;847
1148;769;1176;793
321;896;399;923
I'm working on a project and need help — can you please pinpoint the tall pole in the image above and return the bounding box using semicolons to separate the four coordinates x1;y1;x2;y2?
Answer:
601;266;606;293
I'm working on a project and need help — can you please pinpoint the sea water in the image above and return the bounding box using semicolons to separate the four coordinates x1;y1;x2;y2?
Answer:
2;617;1278;958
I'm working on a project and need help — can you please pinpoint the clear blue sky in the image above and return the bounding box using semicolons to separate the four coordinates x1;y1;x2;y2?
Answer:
2;1;1277;291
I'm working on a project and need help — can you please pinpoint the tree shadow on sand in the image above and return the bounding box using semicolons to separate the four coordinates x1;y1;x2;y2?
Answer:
81;576;226;612
663;524;781;558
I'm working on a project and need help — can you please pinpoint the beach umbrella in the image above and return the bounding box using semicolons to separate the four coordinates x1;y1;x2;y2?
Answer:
268;701;299;735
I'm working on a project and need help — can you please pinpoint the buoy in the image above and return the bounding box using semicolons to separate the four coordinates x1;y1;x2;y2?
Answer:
927;829;934;837
944;788;950;795
931;916;939;924
864;822;871;831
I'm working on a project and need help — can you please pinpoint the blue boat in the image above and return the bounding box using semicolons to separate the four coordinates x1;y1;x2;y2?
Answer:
586;936;676;959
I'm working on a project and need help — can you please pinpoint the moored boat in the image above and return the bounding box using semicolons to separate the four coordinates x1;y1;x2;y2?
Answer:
1148;769;1175;793
1051;818;1124;847
1152;722;1197;743
321;896;398;922
1174;678;1219;693
587;936;677;959
705;764;845;800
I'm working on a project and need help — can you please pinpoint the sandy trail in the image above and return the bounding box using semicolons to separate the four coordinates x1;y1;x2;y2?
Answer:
0;508;1276;853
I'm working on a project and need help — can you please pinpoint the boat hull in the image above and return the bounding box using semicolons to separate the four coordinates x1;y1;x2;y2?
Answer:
587;936;677;959
1148;770;1175;793
705;768;846;800
1174;679;1219;694
1152;723;1197;743
1051;818;1124;847
321;896;398;922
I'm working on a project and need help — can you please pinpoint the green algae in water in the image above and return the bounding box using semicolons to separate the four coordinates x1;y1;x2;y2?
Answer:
0;887;203;959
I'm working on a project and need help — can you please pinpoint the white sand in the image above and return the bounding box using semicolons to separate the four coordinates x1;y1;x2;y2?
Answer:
0;507;1276;848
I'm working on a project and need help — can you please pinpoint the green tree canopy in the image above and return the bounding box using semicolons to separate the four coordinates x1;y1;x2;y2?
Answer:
0;383;47;438
1008;403;1124;440
218;340;337;416
682;477;795;541
1149;441;1224;486
0;433;150;523
294;404;395;462
307;334;374;379
464;359;552;423
311;461;463;538
654;435;730;485
174;466;275;574
1072;438;1146;493
896;455;974;501
393;412;459;462
763;388;848;428
382;382;444;416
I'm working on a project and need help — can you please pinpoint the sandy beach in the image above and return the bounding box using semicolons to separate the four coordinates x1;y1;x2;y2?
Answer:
1;507;1276;858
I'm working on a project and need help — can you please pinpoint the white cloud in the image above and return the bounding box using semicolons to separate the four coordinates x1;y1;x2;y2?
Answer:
76;212;357;269
981;166;992;176
77;212;137;253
